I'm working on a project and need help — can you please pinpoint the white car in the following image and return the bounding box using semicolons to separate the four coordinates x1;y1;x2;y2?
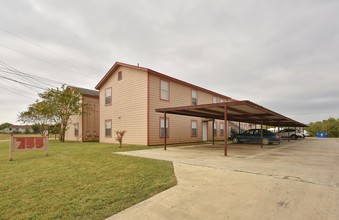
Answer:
277;129;304;140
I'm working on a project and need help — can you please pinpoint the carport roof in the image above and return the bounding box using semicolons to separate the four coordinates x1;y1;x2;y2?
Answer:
156;100;307;127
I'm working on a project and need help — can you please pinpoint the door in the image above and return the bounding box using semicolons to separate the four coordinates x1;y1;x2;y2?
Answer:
202;122;208;141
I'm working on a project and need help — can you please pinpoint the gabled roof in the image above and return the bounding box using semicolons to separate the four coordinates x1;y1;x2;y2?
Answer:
95;62;234;100
68;86;99;97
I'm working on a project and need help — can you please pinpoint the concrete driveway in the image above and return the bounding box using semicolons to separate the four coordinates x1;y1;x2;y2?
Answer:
108;138;339;220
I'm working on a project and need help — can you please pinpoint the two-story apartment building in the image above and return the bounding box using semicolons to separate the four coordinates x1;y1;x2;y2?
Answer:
95;62;236;145
64;87;100;142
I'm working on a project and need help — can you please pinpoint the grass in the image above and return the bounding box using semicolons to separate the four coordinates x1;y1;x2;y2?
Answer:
0;133;10;140
0;141;177;220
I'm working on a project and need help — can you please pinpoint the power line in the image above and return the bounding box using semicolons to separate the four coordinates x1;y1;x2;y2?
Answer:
0;75;46;90
0;59;94;99
0;43;97;80
0;59;68;94
0;26;102;72
0;60;65;87
0;81;37;99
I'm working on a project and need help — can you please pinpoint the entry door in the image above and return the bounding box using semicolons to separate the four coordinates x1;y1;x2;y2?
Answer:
202;122;208;141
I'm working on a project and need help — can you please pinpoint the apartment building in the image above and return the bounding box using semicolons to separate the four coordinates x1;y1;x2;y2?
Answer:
64;87;100;142
95;62;236;145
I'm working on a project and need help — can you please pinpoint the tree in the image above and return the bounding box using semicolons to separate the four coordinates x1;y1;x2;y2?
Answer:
18;101;53;135
307;117;339;137
0;122;12;130
18;85;81;142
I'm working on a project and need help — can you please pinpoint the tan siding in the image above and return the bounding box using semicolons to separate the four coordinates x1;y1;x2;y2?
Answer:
65;114;82;141
99;67;148;145
148;74;227;145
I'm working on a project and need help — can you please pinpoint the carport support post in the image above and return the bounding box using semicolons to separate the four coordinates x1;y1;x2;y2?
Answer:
212;118;215;146
164;111;167;150
260;118;263;148
238;122;241;133
224;105;228;156
295;127;297;138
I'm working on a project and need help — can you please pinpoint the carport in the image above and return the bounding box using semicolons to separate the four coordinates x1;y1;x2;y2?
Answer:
156;100;307;156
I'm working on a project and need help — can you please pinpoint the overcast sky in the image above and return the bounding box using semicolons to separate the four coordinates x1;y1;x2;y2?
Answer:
1;0;339;125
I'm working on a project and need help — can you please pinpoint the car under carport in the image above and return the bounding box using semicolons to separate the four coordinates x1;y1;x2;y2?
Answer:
156;100;307;156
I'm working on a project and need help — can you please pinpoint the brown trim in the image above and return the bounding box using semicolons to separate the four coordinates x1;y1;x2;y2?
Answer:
104;87;112;106
191;120;198;137
159;117;169;138
98;105;101;141
82;94;99;99
104;119;112;138
155;101;307;127
95;62;234;101
148;69;233;101
95;62;149;89
160;79;170;101
81;95;84;142
147;72;150;146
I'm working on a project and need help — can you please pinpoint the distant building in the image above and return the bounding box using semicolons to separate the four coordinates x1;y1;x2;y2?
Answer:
3;125;33;134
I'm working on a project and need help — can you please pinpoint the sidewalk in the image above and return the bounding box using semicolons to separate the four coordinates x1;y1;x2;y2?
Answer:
107;139;339;220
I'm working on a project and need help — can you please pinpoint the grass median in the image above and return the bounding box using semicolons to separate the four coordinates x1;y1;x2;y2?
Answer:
0;140;177;219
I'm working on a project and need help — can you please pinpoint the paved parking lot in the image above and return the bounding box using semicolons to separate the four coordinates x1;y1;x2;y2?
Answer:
108;138;339;220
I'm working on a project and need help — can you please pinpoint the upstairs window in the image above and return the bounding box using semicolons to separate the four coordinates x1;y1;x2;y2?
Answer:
105;88;112;105
212;96;217;103
118;71;122;81
192;90;198;105
160;80;169;100
220;98;224;103
160;117;169;137
191;120;198;137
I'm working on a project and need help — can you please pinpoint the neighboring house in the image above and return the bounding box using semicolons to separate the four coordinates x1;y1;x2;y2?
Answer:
3;125;33;134
64;87;100;142
95;62;238;145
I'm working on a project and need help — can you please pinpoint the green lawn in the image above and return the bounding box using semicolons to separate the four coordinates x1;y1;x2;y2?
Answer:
0;141;177;220
0;133;9;140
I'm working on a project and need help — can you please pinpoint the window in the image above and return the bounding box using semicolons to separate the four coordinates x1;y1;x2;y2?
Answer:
105;120;112;137
191;120;198;137
212;96;217;103
160;80;169;100
74;123;79;136
160;117;169;137
192;90;198;105
213;121;217;136
118;71;122;81
105;88;112;105
220;122;224;136
220;98;224;103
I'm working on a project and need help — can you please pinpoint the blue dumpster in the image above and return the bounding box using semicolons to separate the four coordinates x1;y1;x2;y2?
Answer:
316;132;328;138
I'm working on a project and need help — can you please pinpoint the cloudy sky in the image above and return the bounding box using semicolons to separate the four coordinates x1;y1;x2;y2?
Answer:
1;0;339;125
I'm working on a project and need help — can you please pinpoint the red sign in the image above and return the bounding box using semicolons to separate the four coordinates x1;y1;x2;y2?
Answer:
10;136;48;161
